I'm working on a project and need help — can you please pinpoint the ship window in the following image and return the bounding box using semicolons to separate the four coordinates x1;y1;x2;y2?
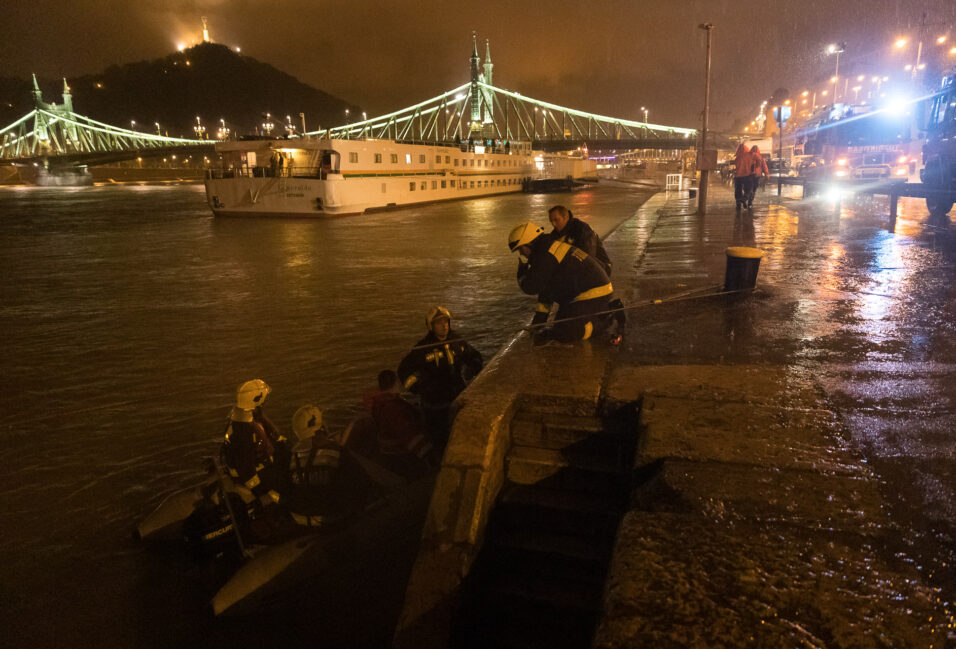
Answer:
421;181;427;190
431;181;437;189
410;182;415;191
382;183;386;193
454;159;459;166
391;154;398;163
349;152;358;163
436;155;442;163
406;154;412;164
471;160;475;167
419;155;426;163
374;153;382;163
441;180;446;188
445;156;450;163
470;181;475;188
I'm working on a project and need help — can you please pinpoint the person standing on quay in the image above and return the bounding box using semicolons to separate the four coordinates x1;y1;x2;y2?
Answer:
748;145;769;208
733;143;754;210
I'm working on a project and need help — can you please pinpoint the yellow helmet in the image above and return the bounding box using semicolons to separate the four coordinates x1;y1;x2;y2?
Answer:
425;305;451;331
292;405;324;445
236;379;270;410
508;222;544;252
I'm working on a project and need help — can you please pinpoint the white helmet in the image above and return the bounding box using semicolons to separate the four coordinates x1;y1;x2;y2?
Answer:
292;405;324;444
425;305;451;331
508;222;544;252
236;379;270;410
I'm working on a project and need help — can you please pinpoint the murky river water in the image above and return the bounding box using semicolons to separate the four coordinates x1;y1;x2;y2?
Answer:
0;182;653;648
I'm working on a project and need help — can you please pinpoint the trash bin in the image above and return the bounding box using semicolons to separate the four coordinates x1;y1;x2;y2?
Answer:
688;188;697;198
724;246;764;291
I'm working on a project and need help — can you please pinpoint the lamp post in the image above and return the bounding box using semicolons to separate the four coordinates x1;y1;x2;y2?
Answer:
826;42;845;101
697;22;714;216
130;120;136;131
154;121;161;135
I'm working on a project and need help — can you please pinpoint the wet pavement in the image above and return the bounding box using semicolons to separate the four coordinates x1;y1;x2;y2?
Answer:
596;183;955;647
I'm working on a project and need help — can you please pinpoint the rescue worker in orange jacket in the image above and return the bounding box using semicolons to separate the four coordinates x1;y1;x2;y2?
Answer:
509;222;617;344
748;145;769;206
734;142;754;210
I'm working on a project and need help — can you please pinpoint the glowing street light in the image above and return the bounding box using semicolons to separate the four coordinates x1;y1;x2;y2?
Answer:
826;42;845;101
154;121;161;135
895;38;908;48
193;116;206;139
130;120;136;131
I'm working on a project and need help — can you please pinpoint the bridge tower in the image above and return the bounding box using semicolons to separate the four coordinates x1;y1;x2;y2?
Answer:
469;32;482;134
481;40;494;127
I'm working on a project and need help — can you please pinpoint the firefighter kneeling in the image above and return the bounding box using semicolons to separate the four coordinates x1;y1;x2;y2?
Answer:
508;222;624;345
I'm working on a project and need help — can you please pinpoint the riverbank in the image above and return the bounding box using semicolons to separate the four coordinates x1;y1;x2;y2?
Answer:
396;185;954;647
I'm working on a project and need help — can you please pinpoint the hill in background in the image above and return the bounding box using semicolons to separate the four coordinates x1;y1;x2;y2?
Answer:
0;43;359;138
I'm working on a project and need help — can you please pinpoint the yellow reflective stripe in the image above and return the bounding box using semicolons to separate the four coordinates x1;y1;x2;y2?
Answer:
547;240;572;263
445;343;455;365
244;474;261;489
404;375;418;389
267;489;280;503
572;282;613;303
255;463;265;472
535;302;551;313
583;321;594;340
227;468;240;478
291;512;328;527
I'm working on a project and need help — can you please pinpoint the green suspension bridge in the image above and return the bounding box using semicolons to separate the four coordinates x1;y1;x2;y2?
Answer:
1;37;698;181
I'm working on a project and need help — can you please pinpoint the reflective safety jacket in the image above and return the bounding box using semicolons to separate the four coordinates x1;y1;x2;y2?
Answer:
750;146;769;178
734;143;754;178
221;413;288;504
552;216;612;276
518;236;613;322
398;331;483;407
284;440;379;527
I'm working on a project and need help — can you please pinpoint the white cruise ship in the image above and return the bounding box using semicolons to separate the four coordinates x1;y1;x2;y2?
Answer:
204;137;595;217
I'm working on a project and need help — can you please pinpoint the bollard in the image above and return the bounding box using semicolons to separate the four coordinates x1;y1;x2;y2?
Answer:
724;246;764;291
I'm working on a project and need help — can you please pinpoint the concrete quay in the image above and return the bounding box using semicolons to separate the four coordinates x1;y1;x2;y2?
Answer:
395;185;955;648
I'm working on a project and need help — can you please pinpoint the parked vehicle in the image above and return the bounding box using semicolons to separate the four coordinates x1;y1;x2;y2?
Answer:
920;70;956;216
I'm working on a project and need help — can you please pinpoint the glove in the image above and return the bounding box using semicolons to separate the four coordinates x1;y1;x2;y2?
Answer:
518;254;529;264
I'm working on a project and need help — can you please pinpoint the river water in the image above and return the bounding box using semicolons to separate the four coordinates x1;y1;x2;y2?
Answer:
0;181;653;648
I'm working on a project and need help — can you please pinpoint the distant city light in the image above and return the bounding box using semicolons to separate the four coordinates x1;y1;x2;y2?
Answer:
235;46;241;52
177;43;186;52
894;38;907;48
937;35;947;44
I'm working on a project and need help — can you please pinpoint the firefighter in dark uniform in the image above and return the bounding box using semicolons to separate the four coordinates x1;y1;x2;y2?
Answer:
548;205;626;331
508;222;619;344
548;205;612;275
220;379;290;510
282;405;378;529
398;306;483;449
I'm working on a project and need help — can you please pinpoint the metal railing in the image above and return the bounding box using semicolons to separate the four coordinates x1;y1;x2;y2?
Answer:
206;166;329;180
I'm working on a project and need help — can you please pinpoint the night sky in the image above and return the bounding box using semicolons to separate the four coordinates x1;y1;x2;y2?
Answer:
4;0;956;130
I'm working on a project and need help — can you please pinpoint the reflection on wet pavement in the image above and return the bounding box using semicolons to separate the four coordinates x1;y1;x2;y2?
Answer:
609;186;955;642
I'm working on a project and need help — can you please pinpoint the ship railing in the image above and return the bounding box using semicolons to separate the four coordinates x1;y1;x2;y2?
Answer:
206;166;331;180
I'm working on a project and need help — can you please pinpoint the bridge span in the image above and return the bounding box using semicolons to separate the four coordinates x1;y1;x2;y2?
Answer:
3;37;700;184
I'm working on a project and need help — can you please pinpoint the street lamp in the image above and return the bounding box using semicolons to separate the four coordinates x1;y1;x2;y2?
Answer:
193;116;206;139
154;121;161;135
130;120;136;131
826;42;845;101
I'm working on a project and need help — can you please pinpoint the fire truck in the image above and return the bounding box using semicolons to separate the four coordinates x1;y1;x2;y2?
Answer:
920;71;956;216
796;103;918;183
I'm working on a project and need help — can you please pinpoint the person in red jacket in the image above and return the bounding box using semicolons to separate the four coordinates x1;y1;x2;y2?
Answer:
748;145;769;208
733;143;753;210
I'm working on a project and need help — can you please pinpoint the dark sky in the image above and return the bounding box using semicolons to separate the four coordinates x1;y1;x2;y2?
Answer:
4;0;955;129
